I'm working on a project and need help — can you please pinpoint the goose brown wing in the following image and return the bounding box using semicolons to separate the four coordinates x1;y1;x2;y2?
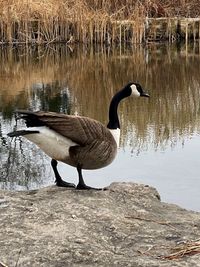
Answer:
18;111;113;146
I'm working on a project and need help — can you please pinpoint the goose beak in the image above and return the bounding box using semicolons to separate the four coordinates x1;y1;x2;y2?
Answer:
141;92;150;97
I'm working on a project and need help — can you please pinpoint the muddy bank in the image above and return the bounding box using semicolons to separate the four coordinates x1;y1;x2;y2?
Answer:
0;182;200;267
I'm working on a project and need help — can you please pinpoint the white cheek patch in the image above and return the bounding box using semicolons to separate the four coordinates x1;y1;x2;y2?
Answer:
109;128;120;147
130;84;140;97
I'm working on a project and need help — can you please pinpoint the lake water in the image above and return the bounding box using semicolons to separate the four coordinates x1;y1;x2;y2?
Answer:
0;43;200;212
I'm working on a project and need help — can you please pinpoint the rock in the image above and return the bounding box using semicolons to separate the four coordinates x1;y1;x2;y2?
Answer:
0;182;200;267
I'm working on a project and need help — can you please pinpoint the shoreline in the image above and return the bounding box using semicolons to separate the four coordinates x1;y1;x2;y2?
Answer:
0;17;199;45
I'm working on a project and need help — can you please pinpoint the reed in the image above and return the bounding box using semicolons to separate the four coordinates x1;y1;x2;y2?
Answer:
0;0;200;44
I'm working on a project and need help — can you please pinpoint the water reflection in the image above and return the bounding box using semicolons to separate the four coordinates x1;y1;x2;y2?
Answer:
0;43;200;206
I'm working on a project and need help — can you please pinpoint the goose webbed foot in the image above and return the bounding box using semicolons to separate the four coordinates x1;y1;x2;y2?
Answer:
56;179;76;188
51;159;76;188
76;183;102;190
76;164;102;190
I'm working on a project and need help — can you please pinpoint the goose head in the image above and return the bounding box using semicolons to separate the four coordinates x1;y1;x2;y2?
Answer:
124;82;150;98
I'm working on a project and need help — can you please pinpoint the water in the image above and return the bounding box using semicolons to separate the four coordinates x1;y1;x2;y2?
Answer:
0;43;200;211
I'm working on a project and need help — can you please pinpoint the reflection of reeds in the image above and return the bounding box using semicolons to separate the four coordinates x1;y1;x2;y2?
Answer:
1;43;200;151
0;1;200;44
0;118;48;190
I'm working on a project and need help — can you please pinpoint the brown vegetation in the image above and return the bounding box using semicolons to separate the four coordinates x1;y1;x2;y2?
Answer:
0;1;200;44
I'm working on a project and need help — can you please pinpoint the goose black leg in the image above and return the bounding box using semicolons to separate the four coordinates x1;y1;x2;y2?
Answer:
76;164;101;190
51;159;76;188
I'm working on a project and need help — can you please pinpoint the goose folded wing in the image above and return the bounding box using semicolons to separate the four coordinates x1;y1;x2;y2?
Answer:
18;111;110;146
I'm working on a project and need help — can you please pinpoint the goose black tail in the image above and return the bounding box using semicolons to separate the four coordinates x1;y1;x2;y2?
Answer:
16;110;45;127
7;130;39;137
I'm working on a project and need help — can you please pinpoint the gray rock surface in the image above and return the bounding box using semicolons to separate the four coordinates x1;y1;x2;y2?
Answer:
0;182;200;267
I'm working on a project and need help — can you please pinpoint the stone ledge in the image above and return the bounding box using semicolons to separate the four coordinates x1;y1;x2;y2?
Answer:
0;182;199;267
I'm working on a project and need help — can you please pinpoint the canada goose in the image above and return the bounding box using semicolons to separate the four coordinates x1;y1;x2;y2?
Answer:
8;82;149;190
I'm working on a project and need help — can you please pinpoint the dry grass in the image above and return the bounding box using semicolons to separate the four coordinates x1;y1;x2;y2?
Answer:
0;0;200;44
161;240;200;259
0;0;144;44
138;239;200;260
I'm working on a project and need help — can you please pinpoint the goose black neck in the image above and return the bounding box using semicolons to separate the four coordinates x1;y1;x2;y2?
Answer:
107;88;130;129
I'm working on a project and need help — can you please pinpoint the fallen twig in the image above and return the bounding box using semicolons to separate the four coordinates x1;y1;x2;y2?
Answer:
0;261;8;267
137;239;200;260
160;240;200;260
125;215;177;229
15;249;22;267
